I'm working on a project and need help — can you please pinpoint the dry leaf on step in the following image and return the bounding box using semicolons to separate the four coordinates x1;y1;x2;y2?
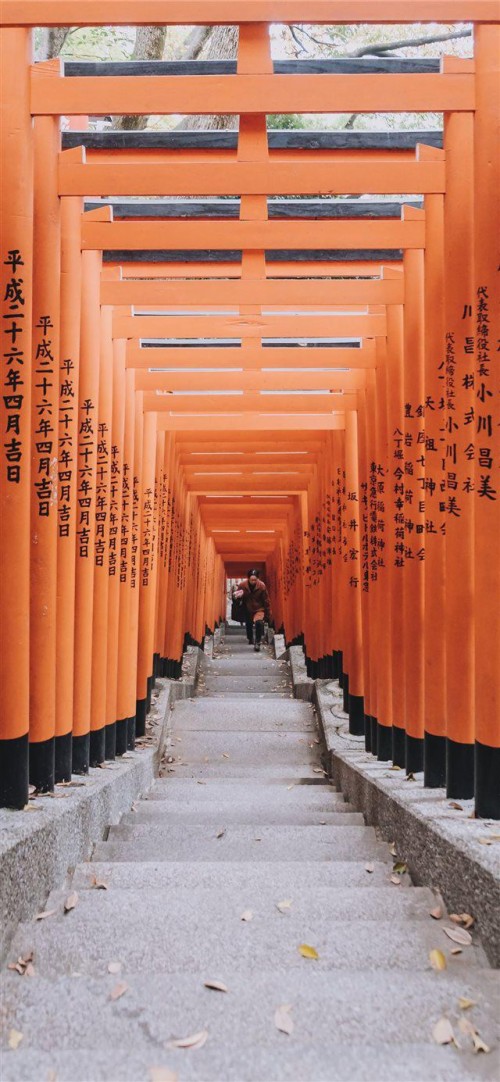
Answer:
449;913;474;929
64;892;78;913
241;910;254;922
204;979;228;993
459;1018;491;1054
36;909;56;921
432;1018;455;1045
458;997;476;1010
429;949;447;972
365;863;375;874
8;1030;23;1050
91;876;108;890
429;907;443;920
216;830;226;840
298;943;319;960
448;801;463;810
107;961;122;975
450;947;463;955
148;1068;178;1082
390;876;402;886
167;1030;208;1051
274;1004;294;1035
389;843;397;857
276;900;292;914
393;862;407;875
443;926;472;946
110;981;129;1001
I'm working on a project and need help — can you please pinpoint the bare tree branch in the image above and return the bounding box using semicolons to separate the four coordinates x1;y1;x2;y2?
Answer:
345;27;472;57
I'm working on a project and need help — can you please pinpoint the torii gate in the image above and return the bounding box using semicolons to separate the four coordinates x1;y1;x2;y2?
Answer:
0;2;498;821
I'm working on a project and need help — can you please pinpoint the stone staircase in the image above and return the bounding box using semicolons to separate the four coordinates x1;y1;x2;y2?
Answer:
1;631;498;1081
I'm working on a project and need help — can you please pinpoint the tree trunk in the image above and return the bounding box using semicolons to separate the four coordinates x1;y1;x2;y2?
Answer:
181;25;239;131
117;26;168;130
35;27;70;61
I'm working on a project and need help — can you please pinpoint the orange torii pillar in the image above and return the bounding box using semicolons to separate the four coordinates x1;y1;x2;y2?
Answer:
386;295;406;767
0;28;33;806
89;304;113;766
443;108;475;797
105;337;127;758
345;408;365;733
422;147;446;788
28;115;60;791
116;369;136;753
57;193;82;781
374;353;393;760
474;25;500;819
73;250;101;773
127;386;144;745
136;411;159;733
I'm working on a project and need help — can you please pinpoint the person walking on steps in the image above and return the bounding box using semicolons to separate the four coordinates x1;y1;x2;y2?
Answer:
233;569;273;652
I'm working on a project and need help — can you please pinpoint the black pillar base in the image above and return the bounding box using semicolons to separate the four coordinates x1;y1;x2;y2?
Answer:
446;738;474;800
72;732;90;775
127;715;136;750
105;722;116;761
89;727;106;768
55;732;72;783
475;741;500;819
332;651;341;681
377;723;393;762
392;725;406;767
370;716;378;757
0;734;29;808
147;674;153;710
424;731;446;788
115;718;128;756
153;652;160;679
348;693;364;736
342;673;349;714
364;714;372;753
29;737;55;793
405;734;424;775
136;698;147;738
338;651;344;689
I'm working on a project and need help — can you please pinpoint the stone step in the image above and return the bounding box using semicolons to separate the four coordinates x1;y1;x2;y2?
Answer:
2;970;498;1063
160;764;330;780
172;699;314;731
121;808;363;826
96;823;388;864
71;860;402;892
8;907;486;977
4;1042;498;1082
161;730;324;768
144;782;347;809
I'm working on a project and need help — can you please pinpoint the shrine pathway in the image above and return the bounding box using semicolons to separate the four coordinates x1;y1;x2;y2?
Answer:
2;630;499;1081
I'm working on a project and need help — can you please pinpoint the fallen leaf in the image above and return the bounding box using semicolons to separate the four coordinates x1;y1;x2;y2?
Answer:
148;1068;178;1082
429;949;447;972
433;1017;455;1046
405;772;416;781
390;875;402;886
24;962;35;977
216;829;226;840
389;765;402;771
91;876;108;891
36;909;56;921
448;801;463;811
197;780;207;785
458;997;476;1010
276;900;292;914
64;891;78;913
204;979;228;993
365;863;375;874
286;785;295;791
429;907;443;920
107;961;122;974
449;912;474;929
167;1030;208;1051
8;951;34;976
241;910;254;922
312;767;324;774
222;753;230;759
8;1029;23;1050
274;1004;294;1036
389;843;397;857
393;862;407;875
443;926;472;946
110;981;129;1000
298;943;319;960
471;1032;490;1054
450;947;463;956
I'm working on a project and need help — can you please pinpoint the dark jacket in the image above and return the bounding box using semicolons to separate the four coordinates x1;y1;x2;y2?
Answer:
237;578;272;622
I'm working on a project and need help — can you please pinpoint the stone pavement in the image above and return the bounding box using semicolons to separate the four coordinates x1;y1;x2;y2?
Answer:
1;630;499;1081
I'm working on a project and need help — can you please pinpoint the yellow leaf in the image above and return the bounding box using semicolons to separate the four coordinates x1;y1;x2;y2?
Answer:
8;1030;23;1050
458;997;476;1010
298;943;319;960
429;949;447;972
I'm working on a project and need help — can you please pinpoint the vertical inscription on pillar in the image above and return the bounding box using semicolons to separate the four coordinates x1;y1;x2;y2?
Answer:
2;249;26;484
58;356;75;537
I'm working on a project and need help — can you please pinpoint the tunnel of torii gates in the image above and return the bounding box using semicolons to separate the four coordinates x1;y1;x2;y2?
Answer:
0;2;499;819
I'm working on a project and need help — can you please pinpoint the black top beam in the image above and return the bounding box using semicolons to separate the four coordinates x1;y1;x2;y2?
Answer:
63;129;443;151
63;58;441;77
85;198;422;219
102;249;402;263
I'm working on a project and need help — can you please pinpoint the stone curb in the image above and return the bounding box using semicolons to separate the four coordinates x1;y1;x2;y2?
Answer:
288;663;500;967
287;645;316;701
272;633;287;660
0;647;202;954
